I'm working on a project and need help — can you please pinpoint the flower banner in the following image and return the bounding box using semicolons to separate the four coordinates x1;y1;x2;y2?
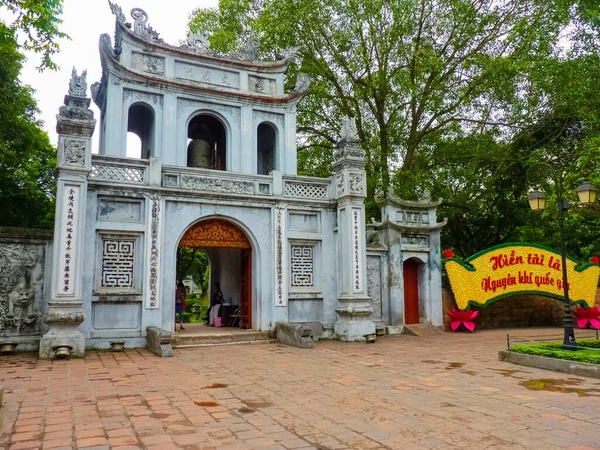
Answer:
444;243;600;311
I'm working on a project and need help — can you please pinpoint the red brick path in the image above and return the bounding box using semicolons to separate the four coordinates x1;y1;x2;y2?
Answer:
1;328;599;449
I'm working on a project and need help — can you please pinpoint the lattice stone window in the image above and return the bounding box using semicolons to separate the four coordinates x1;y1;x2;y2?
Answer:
284;182;328;199
290;245;314;287
90;164;145;183
101;239;136;288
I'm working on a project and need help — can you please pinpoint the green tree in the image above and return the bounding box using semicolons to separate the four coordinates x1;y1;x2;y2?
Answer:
189;0;572;213
0;23;56;228
1;0;67;70
177;247;210;293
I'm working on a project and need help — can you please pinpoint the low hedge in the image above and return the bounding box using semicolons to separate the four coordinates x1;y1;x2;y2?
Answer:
511;339;600;365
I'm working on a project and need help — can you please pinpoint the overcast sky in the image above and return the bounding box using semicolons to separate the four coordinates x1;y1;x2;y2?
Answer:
12;0;218;150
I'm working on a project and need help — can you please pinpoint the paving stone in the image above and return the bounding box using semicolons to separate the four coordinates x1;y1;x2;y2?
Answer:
1;329;600;449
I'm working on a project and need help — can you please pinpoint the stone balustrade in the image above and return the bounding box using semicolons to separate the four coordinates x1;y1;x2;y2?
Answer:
89;155;148;185
88;155;335;201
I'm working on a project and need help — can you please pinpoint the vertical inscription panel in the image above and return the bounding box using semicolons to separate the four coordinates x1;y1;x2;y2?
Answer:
274;206;287;307
57;185;80;297
352;208;363;293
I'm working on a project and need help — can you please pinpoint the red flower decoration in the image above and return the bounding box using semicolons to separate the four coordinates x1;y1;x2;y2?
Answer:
591;256;599;265
448;308;479;332
573;307;600;329
443;249;454;259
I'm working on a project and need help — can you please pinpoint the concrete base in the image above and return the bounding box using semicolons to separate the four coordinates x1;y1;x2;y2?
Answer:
39;333;85;359
385;325;404;335
335;319;375;342
499;350;600;379
276;322;314;349
146;326;173;357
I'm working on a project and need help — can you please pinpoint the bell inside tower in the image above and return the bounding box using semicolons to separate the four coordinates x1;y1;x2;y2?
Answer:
187;114;226;170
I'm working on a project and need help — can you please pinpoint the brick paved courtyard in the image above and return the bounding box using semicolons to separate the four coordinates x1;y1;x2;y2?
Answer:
1;329;600;450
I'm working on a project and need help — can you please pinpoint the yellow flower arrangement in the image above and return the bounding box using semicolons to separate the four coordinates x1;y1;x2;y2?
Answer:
444;244;600;311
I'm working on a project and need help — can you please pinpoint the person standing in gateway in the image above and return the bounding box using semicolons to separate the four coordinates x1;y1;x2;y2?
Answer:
175;280;186;330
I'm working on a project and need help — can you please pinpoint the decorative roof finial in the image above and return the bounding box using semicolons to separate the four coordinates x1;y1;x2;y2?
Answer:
68;67;88;97
340;116;359;141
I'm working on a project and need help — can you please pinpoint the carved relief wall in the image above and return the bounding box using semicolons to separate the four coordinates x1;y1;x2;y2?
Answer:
179;219;251;249
0;236;49;337
366;254;384;322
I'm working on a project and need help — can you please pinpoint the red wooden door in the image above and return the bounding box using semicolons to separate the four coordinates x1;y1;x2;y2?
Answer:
240;250;252;329
403;259;420;324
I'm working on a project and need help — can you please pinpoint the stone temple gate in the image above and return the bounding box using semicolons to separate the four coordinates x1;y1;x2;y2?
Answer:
0;3;446;358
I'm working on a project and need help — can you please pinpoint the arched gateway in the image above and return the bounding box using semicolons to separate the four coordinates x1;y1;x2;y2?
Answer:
35;3;446;358
179;219;253;328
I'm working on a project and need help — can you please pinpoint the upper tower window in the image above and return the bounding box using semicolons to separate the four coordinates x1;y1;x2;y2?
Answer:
257;123;276;175
187;114;226;170
127;103;154;159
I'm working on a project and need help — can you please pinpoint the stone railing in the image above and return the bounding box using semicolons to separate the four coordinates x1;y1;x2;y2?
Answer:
89;155;148;185
162;165;273;196
282;175;331;200
87;156;333;201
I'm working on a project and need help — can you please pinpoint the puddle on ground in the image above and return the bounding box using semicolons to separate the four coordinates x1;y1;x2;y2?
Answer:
421;360;441;364
440;402;456;407
238;407;255;414
194;401;220;407
488;367;523;378
244;400;274;408
204;383;228;389
520;378;600;397
461;370;476;376
446;362;464;369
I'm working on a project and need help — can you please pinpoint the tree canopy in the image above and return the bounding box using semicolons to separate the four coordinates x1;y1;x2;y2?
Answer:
0;23;56;228
189;0;600;258
1;0;67;70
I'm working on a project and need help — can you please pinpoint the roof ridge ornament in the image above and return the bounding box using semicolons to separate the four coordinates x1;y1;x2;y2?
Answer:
340;116;359;141
108;0;125;23
108;2;163;43
292;73;311;93
186;32;210;51
130;7;163;42
68;67;87;97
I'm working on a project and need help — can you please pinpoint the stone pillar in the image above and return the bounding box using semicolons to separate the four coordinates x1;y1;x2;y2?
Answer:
333;117;375;341
39;68;96;359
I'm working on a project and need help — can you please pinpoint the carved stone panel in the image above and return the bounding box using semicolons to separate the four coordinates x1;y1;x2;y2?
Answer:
248;75;277;94
63;139;86;166
349;172;365;195
180;175;255;195
131;52;165;75
366;255;383;322
97;199;143;222
174;61;240;89
0;244;45;336
401;235;429;246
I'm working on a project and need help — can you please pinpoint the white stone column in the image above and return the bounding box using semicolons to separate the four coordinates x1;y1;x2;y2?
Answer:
333;118;375;341
39;69;96;359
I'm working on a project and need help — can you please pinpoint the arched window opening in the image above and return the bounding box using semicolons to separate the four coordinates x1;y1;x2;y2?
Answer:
187;114;226;170
127;103;154;158
126;133;142;158
257;123;276;175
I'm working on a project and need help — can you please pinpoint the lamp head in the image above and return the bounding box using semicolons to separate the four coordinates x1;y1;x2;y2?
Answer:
577;178;598;205
527;187;546;212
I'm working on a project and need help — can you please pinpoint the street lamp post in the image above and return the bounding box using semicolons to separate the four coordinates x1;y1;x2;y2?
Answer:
527;171;597;348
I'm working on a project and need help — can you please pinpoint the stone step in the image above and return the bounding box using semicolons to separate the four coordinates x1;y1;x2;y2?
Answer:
171;331;274;348
402;324;446;338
